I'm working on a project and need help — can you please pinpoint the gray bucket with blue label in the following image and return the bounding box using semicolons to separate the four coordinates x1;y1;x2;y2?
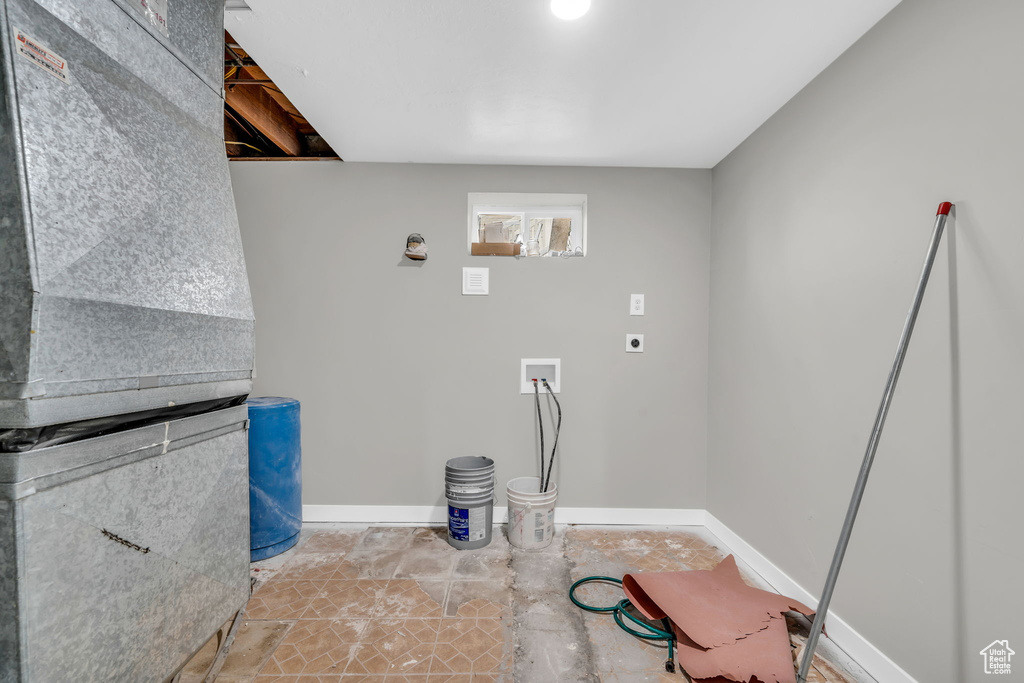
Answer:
445;456;494;550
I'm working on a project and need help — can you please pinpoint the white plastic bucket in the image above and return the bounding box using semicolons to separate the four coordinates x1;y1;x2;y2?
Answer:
506;476;557;549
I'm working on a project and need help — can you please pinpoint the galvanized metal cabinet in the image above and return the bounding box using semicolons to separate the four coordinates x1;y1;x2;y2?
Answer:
0;0;256;680
0;0;254;428
0;406;251;682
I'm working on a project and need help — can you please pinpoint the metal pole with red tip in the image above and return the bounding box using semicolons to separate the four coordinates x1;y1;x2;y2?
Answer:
797;202;954;682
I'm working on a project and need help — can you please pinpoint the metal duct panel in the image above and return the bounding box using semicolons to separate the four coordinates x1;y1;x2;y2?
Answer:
0;0;255;428
112;0;224;86
0;405;250;681
30;0;223;90
31;0;223;120
0;0;35;397
0;499;22;680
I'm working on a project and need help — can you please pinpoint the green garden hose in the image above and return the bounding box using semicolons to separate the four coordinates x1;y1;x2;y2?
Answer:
569;576;677;673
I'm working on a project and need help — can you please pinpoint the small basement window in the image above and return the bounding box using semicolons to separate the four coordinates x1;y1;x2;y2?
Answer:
468;193;587;257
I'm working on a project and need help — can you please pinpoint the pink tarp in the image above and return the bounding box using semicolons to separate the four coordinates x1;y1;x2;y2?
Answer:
622;555;816;683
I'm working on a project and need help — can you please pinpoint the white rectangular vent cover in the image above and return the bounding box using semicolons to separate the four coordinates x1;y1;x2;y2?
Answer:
462;267;489;295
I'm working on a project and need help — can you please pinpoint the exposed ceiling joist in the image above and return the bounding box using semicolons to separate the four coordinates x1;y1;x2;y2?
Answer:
225;76;303;156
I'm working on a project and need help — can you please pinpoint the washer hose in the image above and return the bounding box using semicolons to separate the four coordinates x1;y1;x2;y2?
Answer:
569;576;677;673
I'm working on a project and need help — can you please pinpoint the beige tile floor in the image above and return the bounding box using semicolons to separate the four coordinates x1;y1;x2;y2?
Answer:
178;525;867;683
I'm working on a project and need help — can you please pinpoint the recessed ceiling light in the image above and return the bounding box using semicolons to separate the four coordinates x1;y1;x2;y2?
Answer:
551;0;591;21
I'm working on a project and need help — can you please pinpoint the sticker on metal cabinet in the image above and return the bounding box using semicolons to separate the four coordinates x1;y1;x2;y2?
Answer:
131;0;169;37
12;28;69;84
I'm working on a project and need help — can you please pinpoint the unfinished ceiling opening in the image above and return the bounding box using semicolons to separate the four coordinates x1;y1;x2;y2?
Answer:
225;0;903;168
223;31;339;161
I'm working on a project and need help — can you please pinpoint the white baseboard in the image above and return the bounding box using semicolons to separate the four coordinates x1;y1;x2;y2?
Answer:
553;507;706;525
704;513;916;683
303;505;448;524
303;504;705;527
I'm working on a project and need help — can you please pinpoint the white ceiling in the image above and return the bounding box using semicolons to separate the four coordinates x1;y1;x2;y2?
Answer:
227;0;901;168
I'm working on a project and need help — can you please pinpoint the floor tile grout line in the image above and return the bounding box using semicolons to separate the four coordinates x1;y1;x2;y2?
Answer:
341;575;448;676
424;581;450;676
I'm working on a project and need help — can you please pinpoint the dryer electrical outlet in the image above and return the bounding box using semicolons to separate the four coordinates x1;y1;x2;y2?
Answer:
521;359;561;394
626;334;644;353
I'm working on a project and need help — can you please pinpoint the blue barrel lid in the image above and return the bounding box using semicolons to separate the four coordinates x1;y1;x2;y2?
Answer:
247;396;300;411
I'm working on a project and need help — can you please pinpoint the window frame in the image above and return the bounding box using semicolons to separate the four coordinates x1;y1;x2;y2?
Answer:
467;193;588;257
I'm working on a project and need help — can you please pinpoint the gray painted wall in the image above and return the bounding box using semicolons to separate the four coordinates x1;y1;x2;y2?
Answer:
709;0;1023;680
231;162;711;510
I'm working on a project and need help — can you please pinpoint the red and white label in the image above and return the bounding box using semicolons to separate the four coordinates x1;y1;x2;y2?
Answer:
134;0;169;38
13;28;69;84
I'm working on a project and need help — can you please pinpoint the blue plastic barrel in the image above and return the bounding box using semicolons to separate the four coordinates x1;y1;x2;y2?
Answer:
247;397;302;561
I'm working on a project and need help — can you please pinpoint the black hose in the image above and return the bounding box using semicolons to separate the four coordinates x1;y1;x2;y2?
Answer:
542;380;561;493
534;380;545;484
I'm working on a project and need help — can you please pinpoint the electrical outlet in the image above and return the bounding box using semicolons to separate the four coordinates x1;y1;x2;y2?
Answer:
626;334;644;353
630;294;644;315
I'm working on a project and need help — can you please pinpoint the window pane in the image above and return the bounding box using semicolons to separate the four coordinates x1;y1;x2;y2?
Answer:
526;217;572;256
549;217;572;252
527;218;551;255
477;214;522;244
